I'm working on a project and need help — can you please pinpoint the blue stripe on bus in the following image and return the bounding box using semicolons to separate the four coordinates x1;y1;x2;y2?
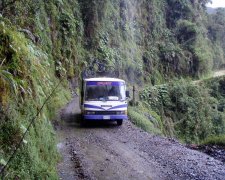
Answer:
84;104;127;110
84;115;128;120
86;81;124;86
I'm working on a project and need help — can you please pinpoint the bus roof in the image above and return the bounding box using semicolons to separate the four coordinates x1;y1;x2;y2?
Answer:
84;77;125;82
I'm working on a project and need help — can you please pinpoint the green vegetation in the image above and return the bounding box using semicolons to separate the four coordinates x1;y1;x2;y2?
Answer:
0;2;72;178
207;8;225;69
201;135;225;146
128;105;162;135
139;77;225;144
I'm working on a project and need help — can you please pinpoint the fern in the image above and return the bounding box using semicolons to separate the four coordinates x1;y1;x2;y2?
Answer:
0;68;18;95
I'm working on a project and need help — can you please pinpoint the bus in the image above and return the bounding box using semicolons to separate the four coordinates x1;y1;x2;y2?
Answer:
81;77;129;125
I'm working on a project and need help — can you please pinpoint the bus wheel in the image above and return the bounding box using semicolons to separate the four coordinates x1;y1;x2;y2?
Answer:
80;120;87;127
117;120;123;126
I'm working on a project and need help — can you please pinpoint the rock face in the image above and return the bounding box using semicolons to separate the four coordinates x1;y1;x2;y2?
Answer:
2;0;224;84
78;0;214;83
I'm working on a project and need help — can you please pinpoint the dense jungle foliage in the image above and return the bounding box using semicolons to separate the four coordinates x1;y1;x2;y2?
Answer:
137;77;225;144
0;0;225;178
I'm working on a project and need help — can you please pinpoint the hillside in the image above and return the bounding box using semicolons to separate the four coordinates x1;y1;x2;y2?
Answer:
0;0;225;178
207;7;216;14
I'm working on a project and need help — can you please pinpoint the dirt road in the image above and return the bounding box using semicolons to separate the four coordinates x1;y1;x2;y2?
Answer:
56;97;225;180
213;70;225;78
193;70;225;84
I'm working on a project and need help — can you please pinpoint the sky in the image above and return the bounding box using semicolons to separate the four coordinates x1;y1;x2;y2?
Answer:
207;0;225;8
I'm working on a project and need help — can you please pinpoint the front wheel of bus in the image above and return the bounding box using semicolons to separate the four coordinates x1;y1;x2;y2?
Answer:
117;120;123;126
80;119;87;127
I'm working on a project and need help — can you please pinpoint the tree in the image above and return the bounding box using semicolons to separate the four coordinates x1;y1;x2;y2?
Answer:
0;0;19;13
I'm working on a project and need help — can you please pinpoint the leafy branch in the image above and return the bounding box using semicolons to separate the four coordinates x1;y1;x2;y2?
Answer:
0;0;19;12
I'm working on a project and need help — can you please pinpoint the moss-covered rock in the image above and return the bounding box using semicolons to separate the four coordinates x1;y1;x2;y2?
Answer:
0;15;71;178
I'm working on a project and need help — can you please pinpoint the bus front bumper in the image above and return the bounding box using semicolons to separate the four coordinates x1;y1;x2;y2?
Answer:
83;115;128;120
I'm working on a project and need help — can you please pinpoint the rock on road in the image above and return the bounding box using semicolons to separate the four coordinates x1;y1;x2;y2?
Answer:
57;97;225;180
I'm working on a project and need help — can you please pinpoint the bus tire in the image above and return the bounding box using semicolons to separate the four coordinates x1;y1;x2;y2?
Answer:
80;119;87;127
117;120;123;126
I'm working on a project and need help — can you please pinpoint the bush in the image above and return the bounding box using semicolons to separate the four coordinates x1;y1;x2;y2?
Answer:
140;79;225;144
201;135;225;146
128;104;162;135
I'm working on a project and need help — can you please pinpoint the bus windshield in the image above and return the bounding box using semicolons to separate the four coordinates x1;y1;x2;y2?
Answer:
85;81;126;101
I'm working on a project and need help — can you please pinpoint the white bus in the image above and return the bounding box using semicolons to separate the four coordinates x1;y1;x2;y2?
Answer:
81;77;129;125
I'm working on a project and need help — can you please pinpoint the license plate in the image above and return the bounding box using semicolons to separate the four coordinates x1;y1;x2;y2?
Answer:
103;116;110;120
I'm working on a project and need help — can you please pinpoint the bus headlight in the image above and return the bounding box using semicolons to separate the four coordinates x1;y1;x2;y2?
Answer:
85;111;95;115
116;110;127;115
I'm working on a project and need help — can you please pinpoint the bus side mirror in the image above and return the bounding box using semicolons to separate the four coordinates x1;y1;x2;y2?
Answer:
126;90;130;98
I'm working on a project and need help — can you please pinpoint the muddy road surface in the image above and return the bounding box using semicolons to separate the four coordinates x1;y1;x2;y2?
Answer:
57;97;225;180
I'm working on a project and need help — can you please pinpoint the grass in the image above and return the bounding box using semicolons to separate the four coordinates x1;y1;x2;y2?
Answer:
128;106;162;135
201;135;225;146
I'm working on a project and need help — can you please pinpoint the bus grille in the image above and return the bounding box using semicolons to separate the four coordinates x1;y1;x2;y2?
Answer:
95;111;118;115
